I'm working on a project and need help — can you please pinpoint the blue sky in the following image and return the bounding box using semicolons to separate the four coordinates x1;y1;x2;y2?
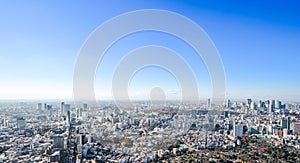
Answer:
0;1;299;101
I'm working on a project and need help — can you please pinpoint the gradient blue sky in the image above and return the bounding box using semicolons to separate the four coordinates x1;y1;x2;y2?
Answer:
0;1;299;101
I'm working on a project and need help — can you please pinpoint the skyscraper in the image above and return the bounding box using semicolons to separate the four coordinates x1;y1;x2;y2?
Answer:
247;99;252;106
207;99;211;108
275;100;282;109
60;102;64;115
250;101;256;110
223;111;229;118
77;108;83;118
47;104;53;117
44;103;47;111
192;110;197;119
47;104;52;110
63;104;70;116
269;100;275;113
226;99;231;108
281;118;288;129
233;123;243;138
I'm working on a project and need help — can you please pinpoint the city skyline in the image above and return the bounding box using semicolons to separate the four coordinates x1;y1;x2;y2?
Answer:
1;1;300;162
0;1;300;101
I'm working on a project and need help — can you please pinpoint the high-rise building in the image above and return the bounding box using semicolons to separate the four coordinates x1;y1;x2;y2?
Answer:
47;104;52;110
275;100;282;109
233;123;243;138
67;110;72;124
67;110;71;123
63;104;70;116
223;111;229;118
82;110;88;120
257;101;262;108
281;118;288;129
17;117;26;129
37;103;42;110
44;103;47;111
287;117;291;131
77;108;83;118
207;99;211;108
47;104;53;117
268;100;275;113
60;102;64;115
247;99;252;106
265;100;270;108
52;135;64;150
226;99;231;108
192;110;197;119
250;101;256;110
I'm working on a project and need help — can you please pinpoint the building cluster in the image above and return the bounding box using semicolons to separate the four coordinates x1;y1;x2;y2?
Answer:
0;98;300;162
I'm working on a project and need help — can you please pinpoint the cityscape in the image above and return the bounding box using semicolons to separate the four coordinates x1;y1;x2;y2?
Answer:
1;1;300;163
0;99;300;162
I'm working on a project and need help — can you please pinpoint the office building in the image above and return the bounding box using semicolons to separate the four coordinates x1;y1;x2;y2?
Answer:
233;123;243;138
63;104;70;116
17;117;26;129
53;135;64;150
60;102;64;115
279;117;290;134
247;99;252;106
275;100;282;109
250;101;256;110
192;110;197;119
207;99;211;108
226;99;231;108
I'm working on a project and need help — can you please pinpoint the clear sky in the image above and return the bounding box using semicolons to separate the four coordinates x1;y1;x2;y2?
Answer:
0;0;299;101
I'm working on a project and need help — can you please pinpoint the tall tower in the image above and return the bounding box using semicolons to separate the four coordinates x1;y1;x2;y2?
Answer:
250;101;256;110
44;103;47;111
269;100;275;113
63;104;70;116
247;99;252;106
226;99;231;108
207;99;211;108
287;117;291;131
281;118;288;129
275;100;281;109
60;102;64;115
